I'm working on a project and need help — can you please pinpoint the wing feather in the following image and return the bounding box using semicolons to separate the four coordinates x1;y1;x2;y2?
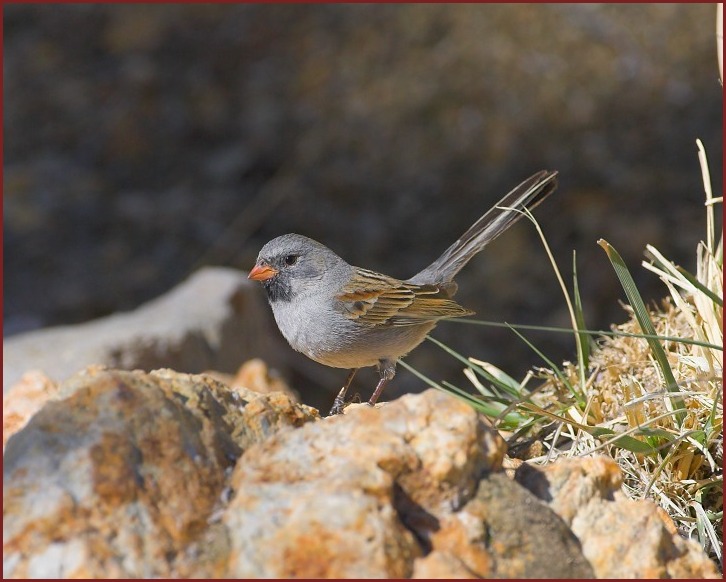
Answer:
336;268;473;327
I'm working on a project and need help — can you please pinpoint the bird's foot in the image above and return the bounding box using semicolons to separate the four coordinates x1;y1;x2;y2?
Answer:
327;385;348;416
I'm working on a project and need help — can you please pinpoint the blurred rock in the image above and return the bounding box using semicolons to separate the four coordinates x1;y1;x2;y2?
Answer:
514;456;720;579
2;371;58;450
2;377;718;578
2;267;283;393
204;357;299;402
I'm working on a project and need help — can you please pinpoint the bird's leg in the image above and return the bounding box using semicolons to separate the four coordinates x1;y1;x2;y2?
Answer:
368;359;396;407
328;368;358;416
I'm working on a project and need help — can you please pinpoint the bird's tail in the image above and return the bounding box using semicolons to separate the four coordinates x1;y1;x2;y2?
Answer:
408;170;558;291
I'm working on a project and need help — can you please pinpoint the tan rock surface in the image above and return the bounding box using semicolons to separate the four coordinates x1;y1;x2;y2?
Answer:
3;370;719;578
514;456;720;579
3;366;318;578
223;390;497;578
2;370;58;450
223;390;594;578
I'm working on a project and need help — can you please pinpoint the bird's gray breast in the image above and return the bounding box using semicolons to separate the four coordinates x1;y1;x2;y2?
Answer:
269;292;435;369
269;292;339;358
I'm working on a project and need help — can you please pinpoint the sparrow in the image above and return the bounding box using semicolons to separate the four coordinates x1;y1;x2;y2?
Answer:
249;170;558;415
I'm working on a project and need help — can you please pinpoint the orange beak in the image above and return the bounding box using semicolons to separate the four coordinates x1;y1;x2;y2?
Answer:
248;263;278;281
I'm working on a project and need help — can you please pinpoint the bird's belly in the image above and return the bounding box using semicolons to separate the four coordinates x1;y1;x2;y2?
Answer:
275;306;436;369
312;324;436;369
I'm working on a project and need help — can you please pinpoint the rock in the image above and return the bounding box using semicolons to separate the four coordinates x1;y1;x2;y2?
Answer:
222;389;497;578
222;389;593;578
514;456;720;579
412;550;479;579
2;371;58;450
3;367;318;578
2;267;284;393
513;455;624;524
415;472;594;578
204;357;299;402
3;374;718;578
1;360;302;453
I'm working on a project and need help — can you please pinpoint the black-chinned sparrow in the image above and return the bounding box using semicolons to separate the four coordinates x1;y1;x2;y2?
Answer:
249;170;558;415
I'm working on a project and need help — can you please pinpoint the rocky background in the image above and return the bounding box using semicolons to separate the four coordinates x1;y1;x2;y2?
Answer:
4;4;723;401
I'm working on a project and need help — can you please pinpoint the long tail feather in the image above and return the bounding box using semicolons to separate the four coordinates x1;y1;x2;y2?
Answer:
408;170;558;290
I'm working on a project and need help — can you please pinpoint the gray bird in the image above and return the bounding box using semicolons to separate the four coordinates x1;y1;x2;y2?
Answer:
249;170;558;415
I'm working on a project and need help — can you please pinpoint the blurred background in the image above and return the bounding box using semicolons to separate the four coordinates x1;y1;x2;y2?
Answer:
4;4;722;407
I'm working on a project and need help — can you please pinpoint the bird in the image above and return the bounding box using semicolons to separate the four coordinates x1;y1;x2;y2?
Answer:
249;170;558;415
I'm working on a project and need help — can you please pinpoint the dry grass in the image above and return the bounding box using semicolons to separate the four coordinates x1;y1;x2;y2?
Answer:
501;141;723;566
528;293;722;558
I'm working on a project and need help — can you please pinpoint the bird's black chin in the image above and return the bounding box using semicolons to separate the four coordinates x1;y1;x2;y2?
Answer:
263;275;293;303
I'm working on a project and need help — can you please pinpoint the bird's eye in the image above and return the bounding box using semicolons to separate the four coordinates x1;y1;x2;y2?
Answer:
284;254;299;266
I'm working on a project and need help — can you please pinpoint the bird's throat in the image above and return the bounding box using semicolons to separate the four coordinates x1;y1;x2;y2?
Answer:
264;276;293;303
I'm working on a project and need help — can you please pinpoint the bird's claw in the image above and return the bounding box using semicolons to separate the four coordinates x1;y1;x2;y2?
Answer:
327;385;348;416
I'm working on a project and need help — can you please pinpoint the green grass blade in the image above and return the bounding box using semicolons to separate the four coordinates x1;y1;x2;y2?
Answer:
399;359;480;407
446;319;722;351
598;239;686;425
445;382;513;407
572;251;591;369
675;265;724;307
607;434;661;455
506;325;584;403
399;360;529;430
468;360;523;394
514;401;658;453
426;336;524;400
691;500;722;567
440;381;528;427
705;388;721;440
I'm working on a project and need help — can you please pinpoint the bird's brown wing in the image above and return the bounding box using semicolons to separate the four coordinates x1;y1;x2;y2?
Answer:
336;268;474;327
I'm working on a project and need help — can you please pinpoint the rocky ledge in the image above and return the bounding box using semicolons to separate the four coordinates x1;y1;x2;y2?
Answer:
3;367;718;578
